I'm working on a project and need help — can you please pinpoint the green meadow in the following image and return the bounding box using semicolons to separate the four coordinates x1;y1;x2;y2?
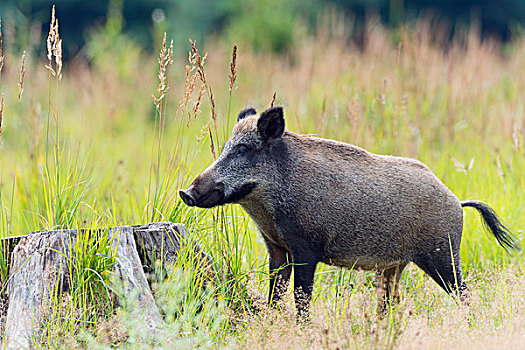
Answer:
0;12;524;348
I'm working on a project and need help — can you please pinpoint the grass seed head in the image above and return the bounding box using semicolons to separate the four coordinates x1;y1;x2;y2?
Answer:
177;69;197;115
208;86;217;135
189;39;208;87
18;51;26;103
46;6;55;63
187;39;218;156
55;38;63;80
178;41;207;116
46;5;62;79
188;82;206;125
208;124;216;159
153;32;174;111
229;44;237;94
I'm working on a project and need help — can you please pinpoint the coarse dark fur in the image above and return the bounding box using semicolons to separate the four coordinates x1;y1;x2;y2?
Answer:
180;106;520;320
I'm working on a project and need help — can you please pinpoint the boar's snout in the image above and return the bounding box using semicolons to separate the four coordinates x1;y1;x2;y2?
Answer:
179;188;197;207
179;177;225;208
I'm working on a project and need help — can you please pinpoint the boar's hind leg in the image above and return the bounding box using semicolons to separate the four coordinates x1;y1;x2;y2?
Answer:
376;262;408;315
267;243;293;306
412;248;469;304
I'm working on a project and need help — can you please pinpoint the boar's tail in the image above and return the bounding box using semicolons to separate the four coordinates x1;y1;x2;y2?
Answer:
461;200;521;252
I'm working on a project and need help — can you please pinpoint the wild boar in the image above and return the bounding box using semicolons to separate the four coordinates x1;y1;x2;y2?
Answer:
179;106;519;319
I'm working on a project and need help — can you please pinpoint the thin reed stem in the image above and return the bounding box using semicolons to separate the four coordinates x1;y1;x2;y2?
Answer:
150;32;174;221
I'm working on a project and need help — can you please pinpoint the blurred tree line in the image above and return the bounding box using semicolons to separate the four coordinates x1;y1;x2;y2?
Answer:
1;0;525;59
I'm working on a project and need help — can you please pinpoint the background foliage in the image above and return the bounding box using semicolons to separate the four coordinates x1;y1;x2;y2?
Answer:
2;0;525;58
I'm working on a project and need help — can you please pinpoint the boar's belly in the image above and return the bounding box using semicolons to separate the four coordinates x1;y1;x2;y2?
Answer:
322;255;401;271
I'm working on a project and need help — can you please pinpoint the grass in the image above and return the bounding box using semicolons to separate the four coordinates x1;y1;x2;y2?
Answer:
0;10;524;348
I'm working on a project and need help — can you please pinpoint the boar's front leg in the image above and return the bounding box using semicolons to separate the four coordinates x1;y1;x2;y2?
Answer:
292;249;320;322
267;243;292;307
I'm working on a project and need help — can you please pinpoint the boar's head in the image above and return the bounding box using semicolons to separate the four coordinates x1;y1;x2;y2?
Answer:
179;106;285;208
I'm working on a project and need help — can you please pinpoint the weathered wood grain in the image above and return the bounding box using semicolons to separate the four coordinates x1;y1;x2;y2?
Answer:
4;230;75;349
107;225;165;331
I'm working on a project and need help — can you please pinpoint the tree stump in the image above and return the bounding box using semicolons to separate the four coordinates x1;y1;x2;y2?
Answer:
4;230;74;349
0;222;211;350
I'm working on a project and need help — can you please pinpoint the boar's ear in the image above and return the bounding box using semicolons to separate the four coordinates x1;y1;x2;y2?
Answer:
237;107;257;122
257;106;285;142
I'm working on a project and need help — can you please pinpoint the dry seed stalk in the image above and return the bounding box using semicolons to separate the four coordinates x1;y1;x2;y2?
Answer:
188;82;206;125
189;39;218;157
208;125;216;159
152;32;174;111
184;60;193;86
0;18;4;73
197;122;210;144
178;65;191;112
55;38;62;79
18;51;26;103
0;93;4;143
177;64;198;115
46;5;55;62
209;86;217;131
189;39;208;87
208;85;219;159
46;5;62;80
178;42;208;117
229;44;237;94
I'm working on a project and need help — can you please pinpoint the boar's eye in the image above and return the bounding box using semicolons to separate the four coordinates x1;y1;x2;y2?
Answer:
235;144;249;157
